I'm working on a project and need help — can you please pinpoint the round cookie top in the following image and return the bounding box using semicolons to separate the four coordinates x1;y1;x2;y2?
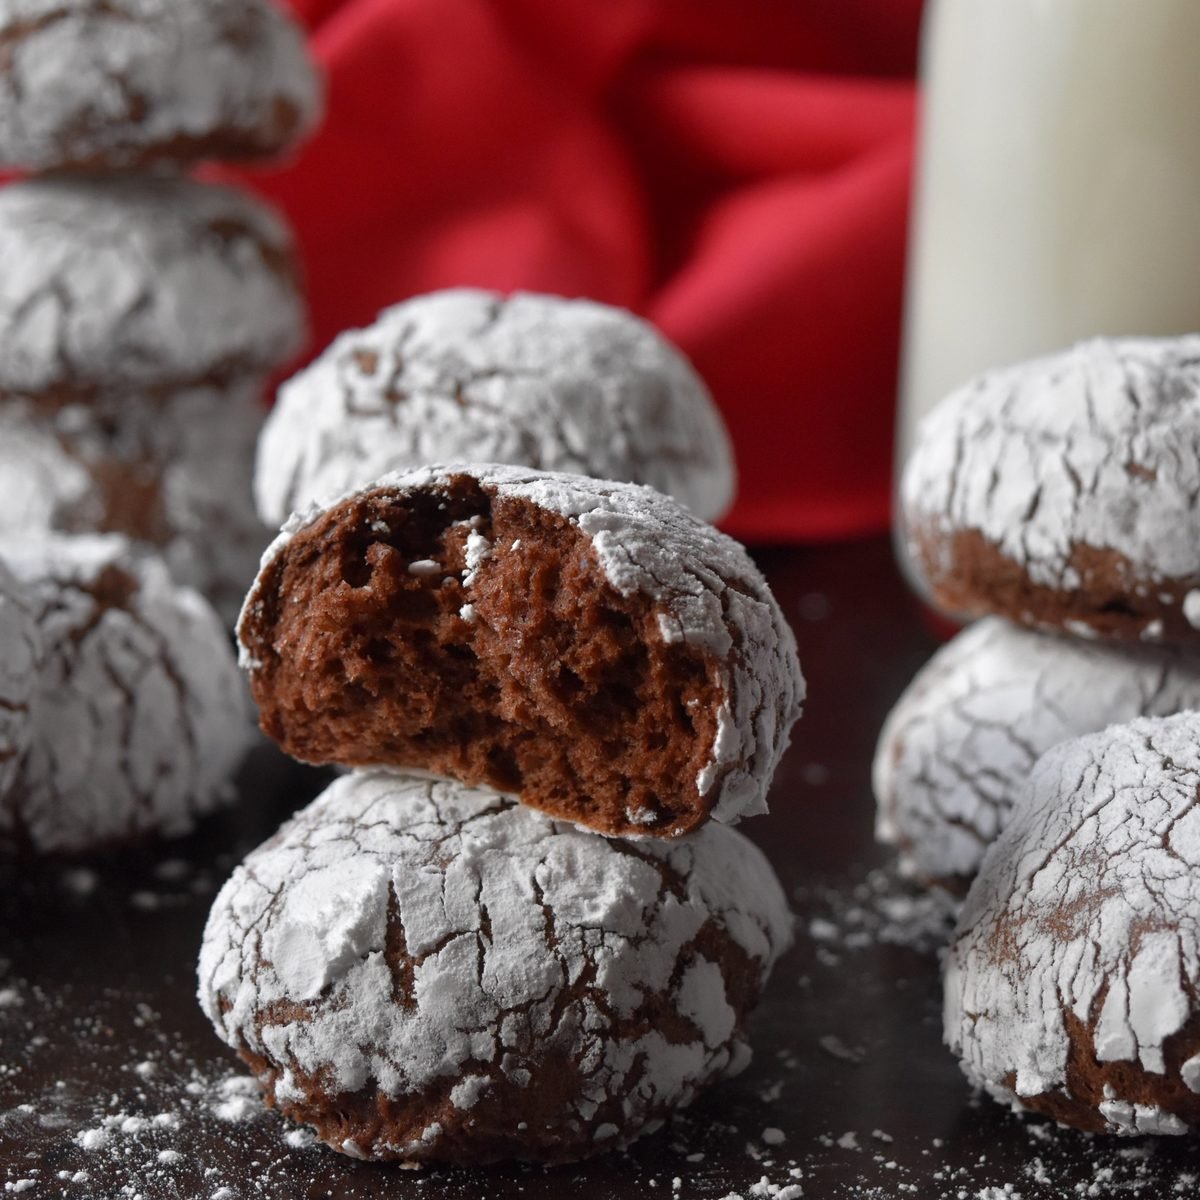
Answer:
198;769;793;1164
0;0;321;171
0;175;305;394
902;336;1200;643
0;534;253;854
0;558;39;806
255;289;736;527
238;463;804;837
945;711;1200;1135
874;618;1200;892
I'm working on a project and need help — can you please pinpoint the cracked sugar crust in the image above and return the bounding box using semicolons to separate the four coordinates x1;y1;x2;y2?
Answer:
945;711;1200;1135
902;336;1200;643
0;534;254;854
237;464;804;838
0;175;305;395
0;378;270;626
874;618;1200;893
197;769;793;1164
0;0;322;171
255;289;736;527
0;559;39;805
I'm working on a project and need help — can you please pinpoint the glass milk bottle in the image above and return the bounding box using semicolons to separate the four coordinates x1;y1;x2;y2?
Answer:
898;0;1200;468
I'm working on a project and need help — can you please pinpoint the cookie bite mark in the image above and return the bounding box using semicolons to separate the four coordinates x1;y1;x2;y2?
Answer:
240;475;725;837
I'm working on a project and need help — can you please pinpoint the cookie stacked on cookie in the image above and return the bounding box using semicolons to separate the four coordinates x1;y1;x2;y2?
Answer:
0;0;322;624
199;302;804;1165
0;0;322;852
881;335;1200;1135
879;336;1200;889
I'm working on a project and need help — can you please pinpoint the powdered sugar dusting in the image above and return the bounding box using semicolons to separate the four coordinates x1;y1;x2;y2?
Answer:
903;335;1200;600
0;175;304;393
198;769;793;1160
874;618;1200;887
255;289;736;526
0;559;39;804
0;378;270;625
245;463;804;829
0;0;322;170
946;712;1200;1130
0;534;253;853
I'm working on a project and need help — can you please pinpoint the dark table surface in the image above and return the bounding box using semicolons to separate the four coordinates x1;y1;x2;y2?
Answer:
2;536;1197;1200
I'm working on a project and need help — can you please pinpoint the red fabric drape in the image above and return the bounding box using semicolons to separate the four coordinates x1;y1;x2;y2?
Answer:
223;0;922;542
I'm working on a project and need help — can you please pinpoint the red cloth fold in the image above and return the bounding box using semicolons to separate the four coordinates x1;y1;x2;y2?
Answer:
228;0;922;542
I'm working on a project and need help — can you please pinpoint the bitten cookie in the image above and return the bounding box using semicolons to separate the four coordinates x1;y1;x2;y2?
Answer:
0;379;269;625
0;175;305;395
945;712;1200;1135
874;618;1200;892
255;289;736;527
0;560;39;806
0;0;321;171
198;769;793;1164
237;465;804;838
902;336;1200;643
0;535;253;854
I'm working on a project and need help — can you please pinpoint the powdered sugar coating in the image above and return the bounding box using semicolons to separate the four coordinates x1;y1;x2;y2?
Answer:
903;336;1200;639
0;534;253;854
255;289;736;527
0;0;321;171
198;769;793;1162
242;463;805;828
0;379;269;625
0;560;39;805
0;176;305;394
874;618;1200;890
945;712;1200;1133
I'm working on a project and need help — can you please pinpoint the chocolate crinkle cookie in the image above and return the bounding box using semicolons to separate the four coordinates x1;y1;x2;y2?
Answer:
874;617;1200;893
255;289;736;528
0;379;269;625
0;0;321;171
945;711;1200;1135
237;464;804;838
0;560;39;806
0;175;305;396
198;769;793;1164
0;535;253;855
903;336;1200;643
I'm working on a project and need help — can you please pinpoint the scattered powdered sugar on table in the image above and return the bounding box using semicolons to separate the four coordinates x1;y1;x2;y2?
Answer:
873;617;1200;888
255;288;736;527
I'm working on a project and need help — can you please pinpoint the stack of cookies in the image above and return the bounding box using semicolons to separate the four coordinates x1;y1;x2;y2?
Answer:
198;295;806;1165
0;0;323;854
879;335;1200;1136
0;0;322;624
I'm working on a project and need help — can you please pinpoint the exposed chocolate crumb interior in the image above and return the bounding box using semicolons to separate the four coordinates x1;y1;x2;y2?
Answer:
243;476;724;836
